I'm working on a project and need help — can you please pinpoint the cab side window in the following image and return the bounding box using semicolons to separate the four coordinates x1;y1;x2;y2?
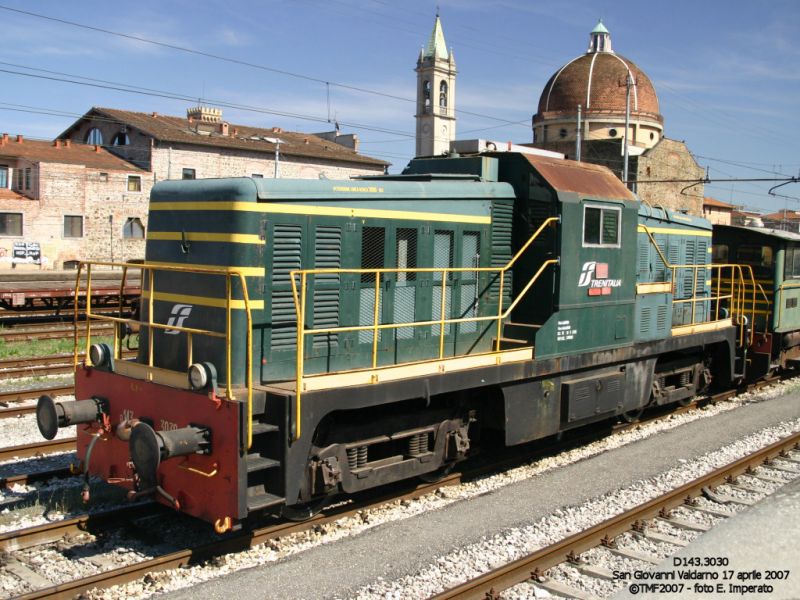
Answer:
583;204;620;247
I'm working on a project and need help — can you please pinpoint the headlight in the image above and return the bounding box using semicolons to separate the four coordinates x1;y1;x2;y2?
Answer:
89;343;109;367
189;362;216;390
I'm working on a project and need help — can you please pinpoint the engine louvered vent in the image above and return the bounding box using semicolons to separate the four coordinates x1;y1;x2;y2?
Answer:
271;223;302;350
490;201;513;304
313;226;342;350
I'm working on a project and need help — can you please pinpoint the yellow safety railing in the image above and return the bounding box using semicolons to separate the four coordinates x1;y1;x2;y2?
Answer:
73;261;255;449
289;217;560;439
671;263;769;346
640;225;769;346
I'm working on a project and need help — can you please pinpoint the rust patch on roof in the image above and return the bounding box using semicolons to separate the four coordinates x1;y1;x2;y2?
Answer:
524;154;635;201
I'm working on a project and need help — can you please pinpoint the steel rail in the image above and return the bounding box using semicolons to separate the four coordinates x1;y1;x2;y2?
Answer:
0;467;72;491
0;323;114;343
0;384;75;406
431;430;800;600
2;377;788;598
0;503;160;552
0;438;76;462
0;350;137;381
9;474;464;600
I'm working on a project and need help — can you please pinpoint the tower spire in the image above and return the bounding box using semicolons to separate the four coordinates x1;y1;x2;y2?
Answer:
415;13;457;157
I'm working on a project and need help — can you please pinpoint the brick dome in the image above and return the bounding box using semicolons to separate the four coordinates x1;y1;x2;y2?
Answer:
534;52;662;124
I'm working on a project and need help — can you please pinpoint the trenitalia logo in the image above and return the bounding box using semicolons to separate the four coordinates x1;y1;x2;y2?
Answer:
578;261;622;296
165;303;193;334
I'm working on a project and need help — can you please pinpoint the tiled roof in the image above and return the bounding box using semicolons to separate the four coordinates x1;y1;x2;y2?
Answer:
67;108;388;168
0;136;143;171
762;210;800;221
703;197;734;209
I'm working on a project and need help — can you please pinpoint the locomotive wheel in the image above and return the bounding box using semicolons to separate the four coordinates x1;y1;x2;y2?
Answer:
281;498;328;522
620;407;644;423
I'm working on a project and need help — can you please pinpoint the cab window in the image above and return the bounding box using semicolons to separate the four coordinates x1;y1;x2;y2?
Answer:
583;205;620;248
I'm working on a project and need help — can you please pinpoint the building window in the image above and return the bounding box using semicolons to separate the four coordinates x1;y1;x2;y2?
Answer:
86;128;103;145
63;260;80;270
127;175;142;192
559;128;568;138
99;172;108;182
15;169;22;190
182;168;196;180
439;80;448;108
0;212;22;236
608;128;617;137
63;215;83;238
112;132;130;146
0;166;7;188
24;168;31;190
123;217;145;239
251;173;264;178
583;204;621;247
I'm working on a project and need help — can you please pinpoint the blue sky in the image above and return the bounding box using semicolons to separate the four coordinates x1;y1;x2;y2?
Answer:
0;0;798;212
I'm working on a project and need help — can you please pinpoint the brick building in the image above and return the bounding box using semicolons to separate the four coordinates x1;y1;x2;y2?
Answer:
1;106;388;270
60;106;387;181
530;21;705;215
702;197;735;225
0;134;149;269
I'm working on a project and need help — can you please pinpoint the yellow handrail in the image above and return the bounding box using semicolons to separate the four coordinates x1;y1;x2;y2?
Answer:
73;261;255;449
288;217;560;440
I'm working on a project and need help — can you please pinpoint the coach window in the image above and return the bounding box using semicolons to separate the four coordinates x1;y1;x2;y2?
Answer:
0;212;22;236
583;204;621;247
127;175;142;192
785;247;800;279
712;244;728;263
63;215;83;238
182;168;196;180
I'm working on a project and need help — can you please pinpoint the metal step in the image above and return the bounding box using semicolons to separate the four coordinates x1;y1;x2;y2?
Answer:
251;421;279;436
246;492;284;512
495;336;532;350
246;454;281;473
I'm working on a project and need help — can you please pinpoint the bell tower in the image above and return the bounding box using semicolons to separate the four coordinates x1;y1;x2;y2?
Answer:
415;14;456;157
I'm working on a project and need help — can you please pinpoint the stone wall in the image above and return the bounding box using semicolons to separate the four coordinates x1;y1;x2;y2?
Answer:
635;138;704;215
149;143;381;181
0;161;152;270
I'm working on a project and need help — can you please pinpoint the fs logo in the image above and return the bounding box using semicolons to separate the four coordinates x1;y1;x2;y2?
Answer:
578;261;597;287
165;303;193;335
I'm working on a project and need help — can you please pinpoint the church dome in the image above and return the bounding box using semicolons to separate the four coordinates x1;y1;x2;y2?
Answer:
532;20;663;149
535;52;661;123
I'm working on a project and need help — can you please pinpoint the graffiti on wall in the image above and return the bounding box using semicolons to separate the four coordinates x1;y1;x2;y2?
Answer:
0;241;45;265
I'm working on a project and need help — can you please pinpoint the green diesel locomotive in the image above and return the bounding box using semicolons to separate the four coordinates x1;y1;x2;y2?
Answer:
37;150;758;529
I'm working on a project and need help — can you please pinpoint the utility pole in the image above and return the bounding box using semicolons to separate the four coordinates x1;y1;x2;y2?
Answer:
623;74;633;189
576;104;582;162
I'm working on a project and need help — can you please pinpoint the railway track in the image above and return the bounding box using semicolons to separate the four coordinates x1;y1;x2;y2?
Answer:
432;431;800;600
0;376;791;598
0;383;75;408
0;438;76;462
0;322;115;343
0;350;137;381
